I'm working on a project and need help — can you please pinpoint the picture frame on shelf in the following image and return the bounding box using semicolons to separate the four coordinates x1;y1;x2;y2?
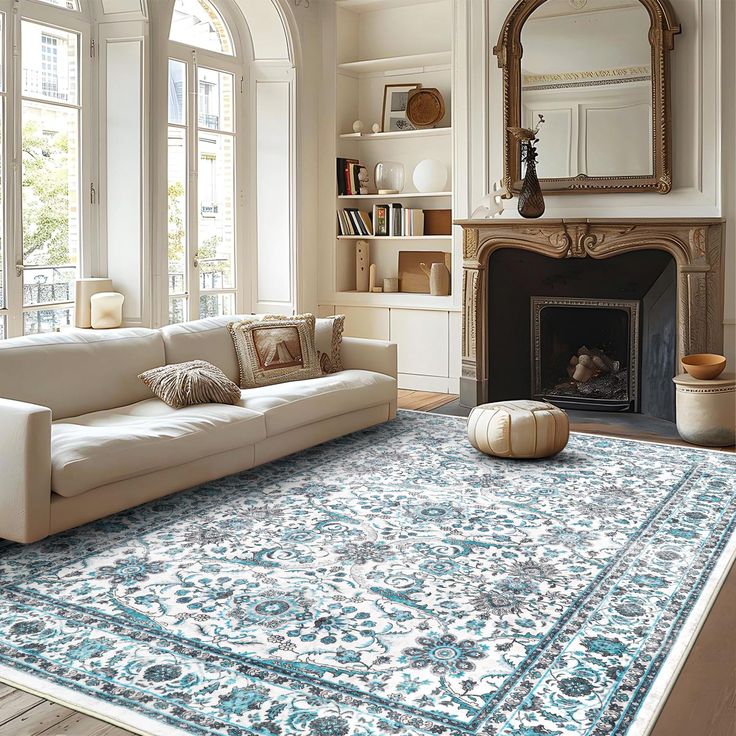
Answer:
381;83;421;133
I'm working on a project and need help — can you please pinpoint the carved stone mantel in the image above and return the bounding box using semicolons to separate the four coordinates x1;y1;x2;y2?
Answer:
457;218;725;407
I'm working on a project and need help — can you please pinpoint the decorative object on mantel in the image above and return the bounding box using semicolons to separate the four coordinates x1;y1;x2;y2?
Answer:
412;158;447;193
406;87;446;128
352;120;364;134
371;123;380;134
673;371;735;447
419;261;451;296
355;240;370;292
381;82;421;132
374;161;404;194
90;292;124;329
509;115;545;218
399;251;451;294
74;277;113;328
383;277;399;293
681;353;726;380
471;180;511;219
468;400;569;458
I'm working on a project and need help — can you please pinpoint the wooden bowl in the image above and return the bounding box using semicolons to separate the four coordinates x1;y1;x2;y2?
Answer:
681;353;727;380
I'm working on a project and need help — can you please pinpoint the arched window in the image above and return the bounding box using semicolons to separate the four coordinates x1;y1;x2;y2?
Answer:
0;0;91;337
166;0;240;323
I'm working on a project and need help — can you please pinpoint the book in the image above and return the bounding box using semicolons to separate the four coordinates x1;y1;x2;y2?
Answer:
336;157;360;195
372;205;389;236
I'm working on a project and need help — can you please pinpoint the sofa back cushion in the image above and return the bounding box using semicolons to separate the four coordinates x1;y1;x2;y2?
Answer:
0;328;165;419
160;315;256;383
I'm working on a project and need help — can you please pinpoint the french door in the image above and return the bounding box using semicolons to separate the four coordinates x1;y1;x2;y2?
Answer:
0;2;89;338
167;50;240;324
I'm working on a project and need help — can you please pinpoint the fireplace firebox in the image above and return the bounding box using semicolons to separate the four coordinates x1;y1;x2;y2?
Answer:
531;297;639;412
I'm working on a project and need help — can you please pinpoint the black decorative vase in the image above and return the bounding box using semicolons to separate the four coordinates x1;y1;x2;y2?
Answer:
518;141;545;219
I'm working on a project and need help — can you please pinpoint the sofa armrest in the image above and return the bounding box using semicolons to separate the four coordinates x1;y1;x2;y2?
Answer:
0;398;52;543
341;337;398;379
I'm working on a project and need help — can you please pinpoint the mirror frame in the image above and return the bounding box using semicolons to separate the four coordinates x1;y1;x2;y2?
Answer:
494;0;680;195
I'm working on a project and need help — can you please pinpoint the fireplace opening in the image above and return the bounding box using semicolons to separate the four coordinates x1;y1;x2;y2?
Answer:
532;297;639;412
487;248;677;421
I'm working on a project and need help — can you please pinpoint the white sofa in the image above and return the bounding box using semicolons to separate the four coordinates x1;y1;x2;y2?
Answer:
0;316;397;544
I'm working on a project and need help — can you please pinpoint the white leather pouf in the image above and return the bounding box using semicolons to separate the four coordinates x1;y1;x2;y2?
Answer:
90;291;125;329
468;400;569;459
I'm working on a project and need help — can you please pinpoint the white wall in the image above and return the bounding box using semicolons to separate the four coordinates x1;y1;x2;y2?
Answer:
453;0;735;367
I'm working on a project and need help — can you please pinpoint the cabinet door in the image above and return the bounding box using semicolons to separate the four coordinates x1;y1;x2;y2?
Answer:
340;306;390;340
390;309;448;377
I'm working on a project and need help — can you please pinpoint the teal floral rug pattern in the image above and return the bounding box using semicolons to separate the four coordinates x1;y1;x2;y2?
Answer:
0;412;734;736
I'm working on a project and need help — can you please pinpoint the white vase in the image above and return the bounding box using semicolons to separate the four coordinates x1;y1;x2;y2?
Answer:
413;159;447;193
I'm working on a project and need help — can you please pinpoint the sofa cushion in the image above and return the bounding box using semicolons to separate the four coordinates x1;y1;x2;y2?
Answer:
51;399;266;497
0;328;165;420
160;315;257;384
238;369;396;437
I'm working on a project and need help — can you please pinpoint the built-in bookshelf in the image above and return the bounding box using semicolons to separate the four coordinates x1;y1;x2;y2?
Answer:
320;0;460;393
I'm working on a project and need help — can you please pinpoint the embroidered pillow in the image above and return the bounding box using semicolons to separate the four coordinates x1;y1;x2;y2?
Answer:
265;314;345;375
228;315;322;388
138;360;241;409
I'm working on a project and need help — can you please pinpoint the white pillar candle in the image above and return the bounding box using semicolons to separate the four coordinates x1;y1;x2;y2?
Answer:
90;291;125;329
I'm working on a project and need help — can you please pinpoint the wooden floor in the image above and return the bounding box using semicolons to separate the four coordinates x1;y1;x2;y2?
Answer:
1;391;733;735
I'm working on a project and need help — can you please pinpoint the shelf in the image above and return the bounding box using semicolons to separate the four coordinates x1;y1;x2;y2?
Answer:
337;235;451;240
337;51;451;75
334;290;457;311
339;127;451;141
338;191;451;200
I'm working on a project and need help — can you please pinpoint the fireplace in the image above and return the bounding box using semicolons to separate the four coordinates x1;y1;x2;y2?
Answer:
458;218;725;422
531;297;639;412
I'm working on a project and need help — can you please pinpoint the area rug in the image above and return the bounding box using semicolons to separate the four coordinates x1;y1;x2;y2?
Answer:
0;412;734;736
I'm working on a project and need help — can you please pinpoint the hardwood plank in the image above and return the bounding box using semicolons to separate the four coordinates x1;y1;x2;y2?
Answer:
650;561;736;736
0;689;44;727
36;711;133;735
0;700;74;735
398;390;458;412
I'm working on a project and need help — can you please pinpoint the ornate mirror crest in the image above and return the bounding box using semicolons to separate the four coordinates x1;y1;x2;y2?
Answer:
494;0;680;195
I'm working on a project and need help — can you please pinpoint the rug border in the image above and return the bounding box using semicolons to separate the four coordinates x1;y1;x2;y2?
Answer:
1;413;733;736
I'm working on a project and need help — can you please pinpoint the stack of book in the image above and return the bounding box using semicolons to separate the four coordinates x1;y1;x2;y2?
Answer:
337;208;372;236
372;204;424;237
336;157;366;196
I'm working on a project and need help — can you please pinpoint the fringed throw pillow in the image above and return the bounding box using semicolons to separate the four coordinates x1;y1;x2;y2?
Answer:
228;315;322;388
139;360;241;409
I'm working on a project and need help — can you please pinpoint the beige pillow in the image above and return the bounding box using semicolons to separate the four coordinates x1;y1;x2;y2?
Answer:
265;314;345;375
228;315;322;388
139;360;241;409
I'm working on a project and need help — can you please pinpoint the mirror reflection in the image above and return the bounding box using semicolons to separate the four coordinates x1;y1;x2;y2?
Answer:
520;0;653;180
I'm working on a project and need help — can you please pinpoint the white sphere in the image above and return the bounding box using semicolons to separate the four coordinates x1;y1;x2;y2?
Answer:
412;159;447;193
371;123;381;133
352;120;365;133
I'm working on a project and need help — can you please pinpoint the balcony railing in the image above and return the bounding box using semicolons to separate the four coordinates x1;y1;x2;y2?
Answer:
198;113;220;129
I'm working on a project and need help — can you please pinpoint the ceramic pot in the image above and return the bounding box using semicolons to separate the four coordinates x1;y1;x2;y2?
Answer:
419;262;450;296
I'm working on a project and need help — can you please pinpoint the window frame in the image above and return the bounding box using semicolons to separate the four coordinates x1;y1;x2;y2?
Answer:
0;0;91;338
166;6;249;324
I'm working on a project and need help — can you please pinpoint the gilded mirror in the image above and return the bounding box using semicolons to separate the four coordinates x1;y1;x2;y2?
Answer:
495;0;680;194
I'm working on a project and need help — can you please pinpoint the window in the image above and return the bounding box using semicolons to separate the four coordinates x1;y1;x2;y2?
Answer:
21;21;81;334
167;4;238;323
170;0;233;56
0;2;88;338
